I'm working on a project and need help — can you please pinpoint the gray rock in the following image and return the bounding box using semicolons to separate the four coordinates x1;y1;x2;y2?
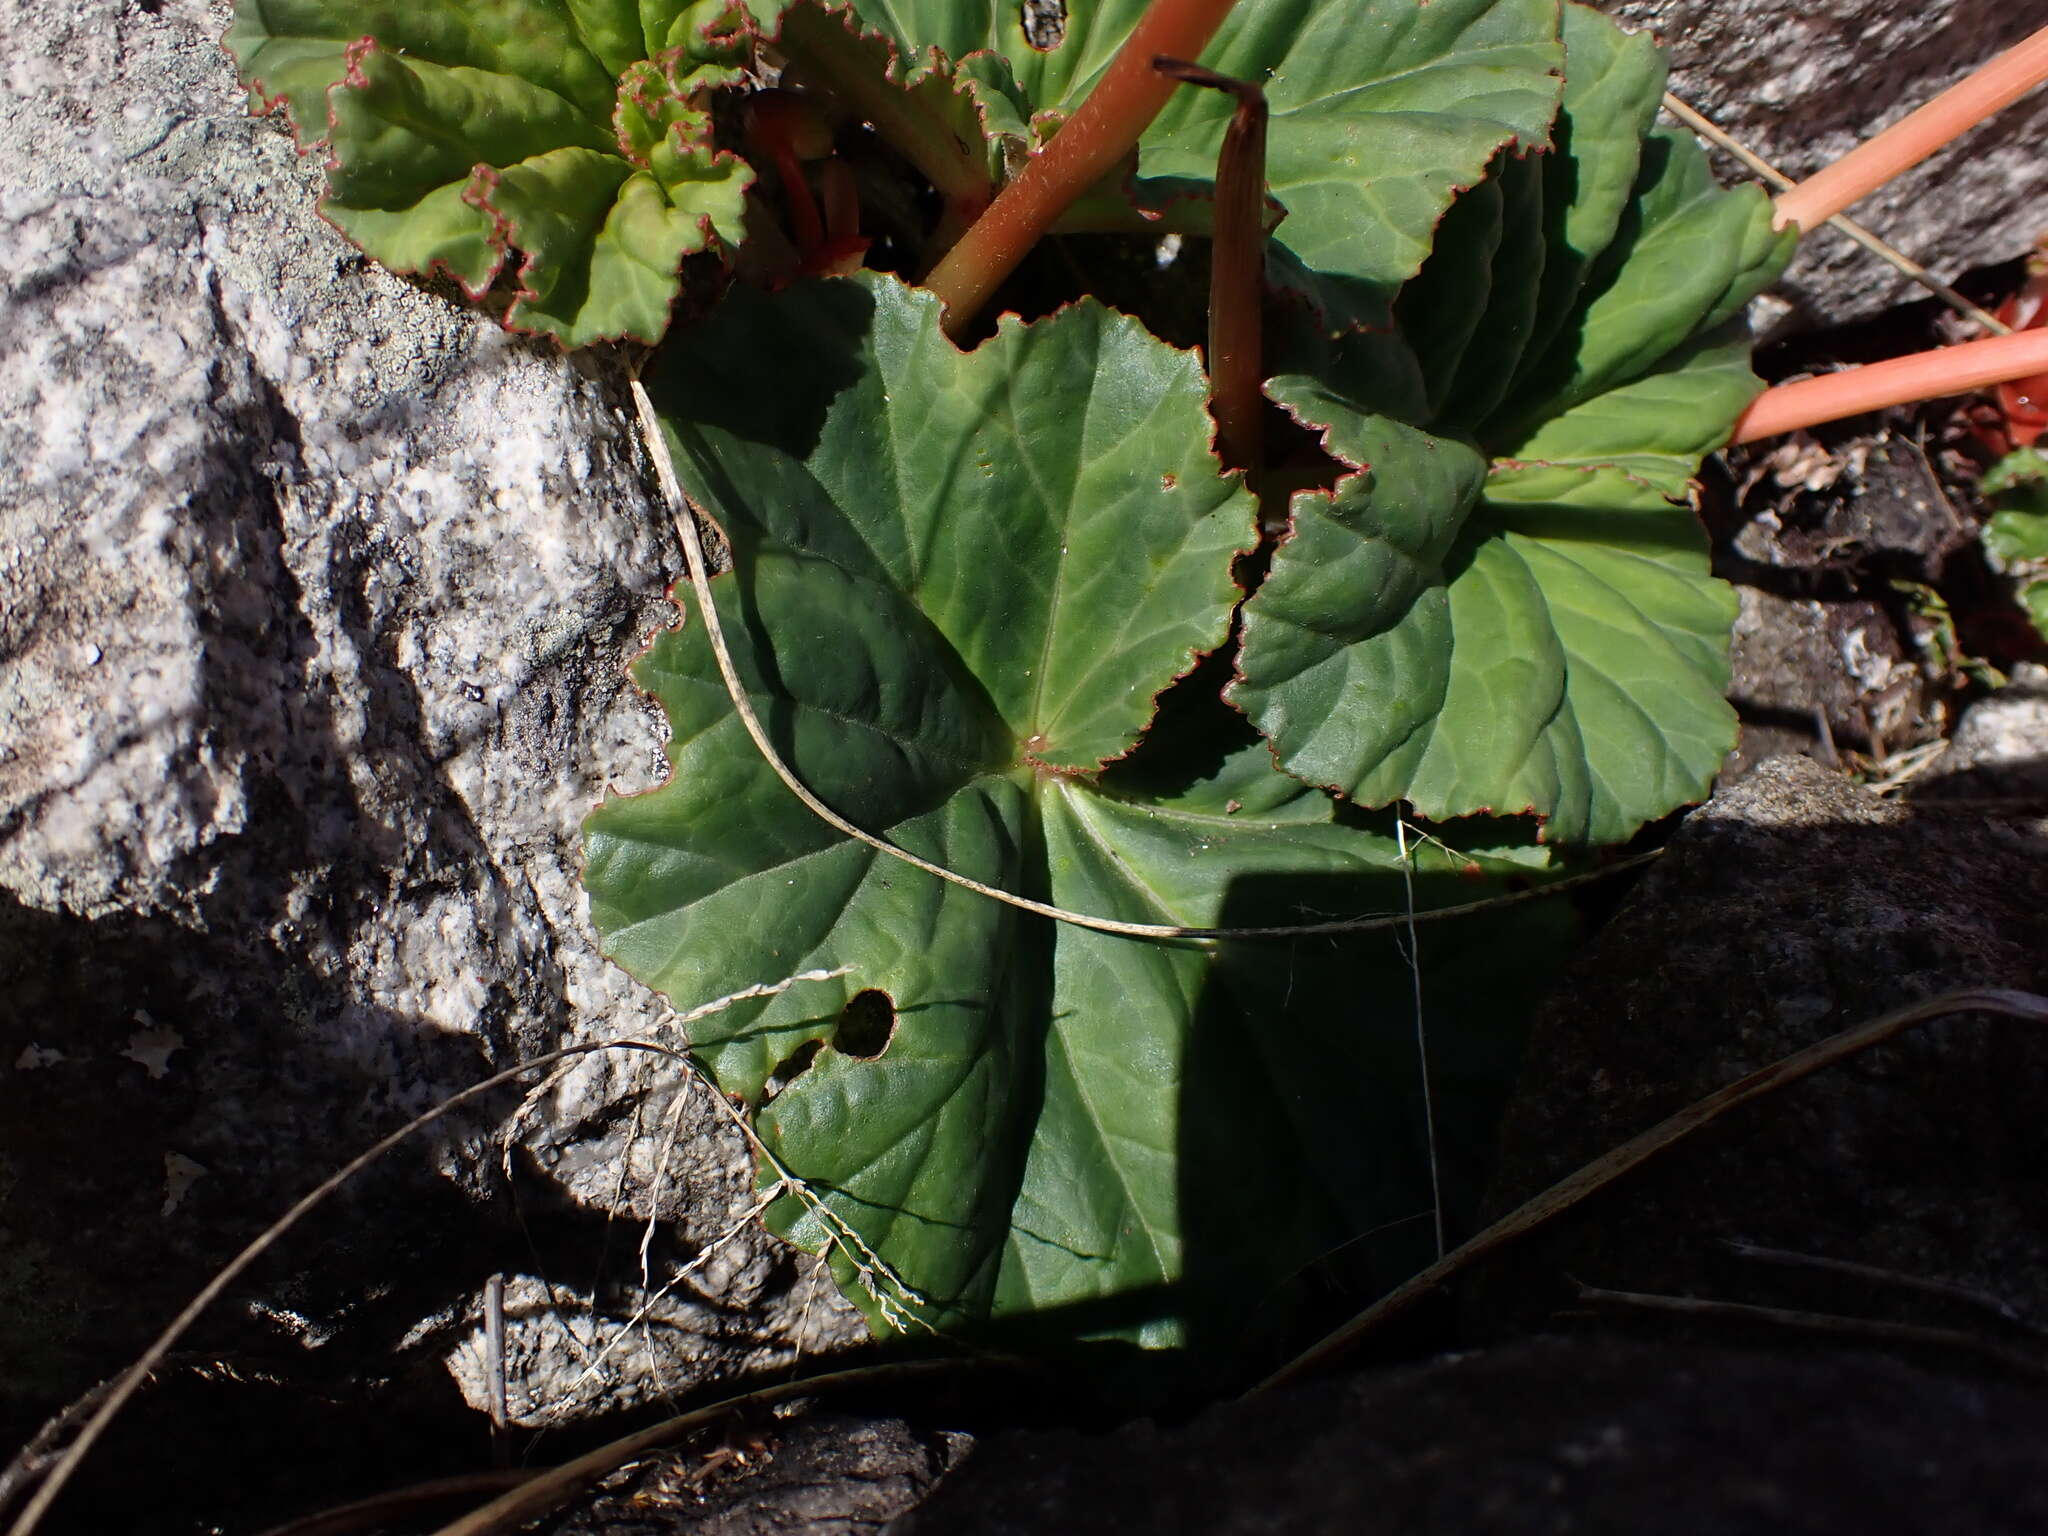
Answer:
535;1412;966;1536
0;0;858;1439
1604;1;2048;330
1916;661;2048;795
1466;755;2048;1341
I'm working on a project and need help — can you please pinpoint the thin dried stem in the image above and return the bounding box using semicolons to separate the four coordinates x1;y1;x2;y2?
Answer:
1259;988;2048;1391
629;380;1655;941
923;0;1241;337
4;1040;689;1536
1775;25;2048;233
1659;92;2008;336
1153;57;1270;474
1568;1281;2048;1380
1720;1238;2048;1337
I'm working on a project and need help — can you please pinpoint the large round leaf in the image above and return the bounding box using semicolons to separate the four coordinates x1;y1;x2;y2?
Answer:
584;273;1572;1340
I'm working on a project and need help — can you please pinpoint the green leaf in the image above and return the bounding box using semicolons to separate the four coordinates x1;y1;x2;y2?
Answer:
1485;123;1794;444
583;273;1572;1340
227;0;754;345
1981;451;2048;644
1987;506;2048;565
1234;7;1775;844
1146;0;1565;332
1229;399;1486;805
1503;324;1768;497
1983;446;2048;500
1237;365;1745;844
805;0;1565;333
2021;581;2048;644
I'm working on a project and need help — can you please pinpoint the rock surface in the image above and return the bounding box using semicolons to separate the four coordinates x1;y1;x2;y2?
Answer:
1604;0;2048;330
895;1338;2048;1536
534;1412;965;1536
1466;753;2048;1341
1918;661;2048;796
0;0;857;1458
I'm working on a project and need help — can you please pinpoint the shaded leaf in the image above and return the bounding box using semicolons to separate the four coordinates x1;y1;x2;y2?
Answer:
1512;0;1666;373
583;273;1571;1341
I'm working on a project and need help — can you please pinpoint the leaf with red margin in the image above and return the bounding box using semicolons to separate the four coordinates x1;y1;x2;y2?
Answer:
226;1;755;345
580;272;1571;1340
1231;6;1792;845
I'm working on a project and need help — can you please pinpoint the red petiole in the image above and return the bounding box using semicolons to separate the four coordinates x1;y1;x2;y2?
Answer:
744;88;869;278
747;91;828;258
1732;329;2048;444
1731;26;2048;444
773;4;994;224
1774;24;2048;234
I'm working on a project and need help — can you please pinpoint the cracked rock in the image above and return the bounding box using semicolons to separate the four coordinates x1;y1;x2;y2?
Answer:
0;0;859;1446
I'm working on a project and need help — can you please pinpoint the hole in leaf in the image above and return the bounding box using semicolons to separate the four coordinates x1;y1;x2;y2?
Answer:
762;1037;823;1101
833;989;897;1059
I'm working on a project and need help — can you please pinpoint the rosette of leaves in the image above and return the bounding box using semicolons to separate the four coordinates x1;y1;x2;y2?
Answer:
231;0;1797;1354
580;5;1793;1347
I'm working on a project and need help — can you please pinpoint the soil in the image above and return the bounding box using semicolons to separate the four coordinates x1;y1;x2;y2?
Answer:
1710;252;2048;778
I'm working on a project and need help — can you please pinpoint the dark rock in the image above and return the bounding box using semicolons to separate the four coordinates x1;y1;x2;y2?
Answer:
894;1337;2048;1535
536;1413;964;1536
1465;755;2048;1343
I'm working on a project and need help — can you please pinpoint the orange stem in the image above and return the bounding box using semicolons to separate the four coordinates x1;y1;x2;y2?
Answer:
1731;330;2048;443
1774;25;2048;232
923;0;1240;338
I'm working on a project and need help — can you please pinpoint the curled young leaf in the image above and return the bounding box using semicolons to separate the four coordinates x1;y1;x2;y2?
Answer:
583;273;1572;1341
